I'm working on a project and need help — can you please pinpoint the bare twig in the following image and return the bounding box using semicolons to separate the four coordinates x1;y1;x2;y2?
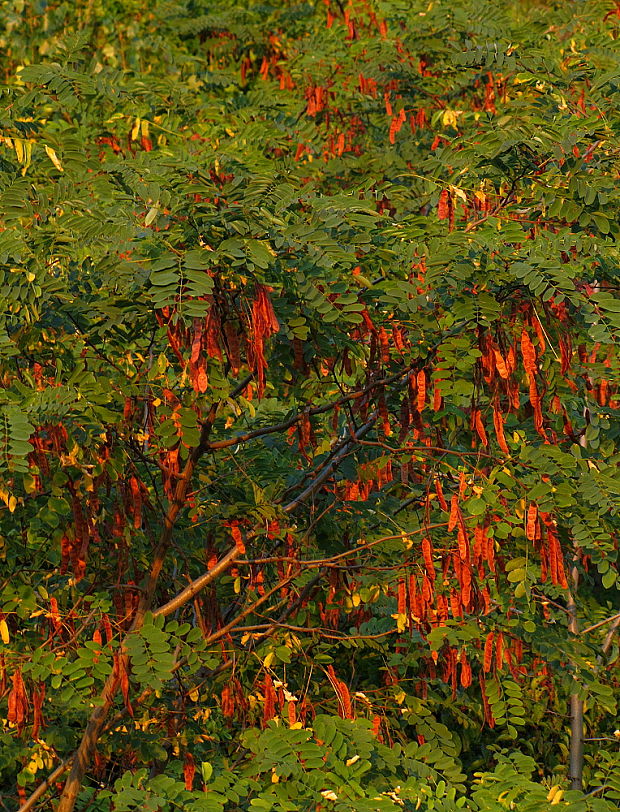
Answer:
581;612;620;637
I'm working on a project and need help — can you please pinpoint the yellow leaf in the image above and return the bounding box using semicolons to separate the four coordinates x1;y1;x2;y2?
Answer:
392;612;408;633
442;109;459;128
8;495;17;513
401;532;413;550
547;786;564;804
131;117;141;141
0;619;9;644
144;206;159;226
263;651;275;669
450;184;467;203
21;141;33;175
44;145;63;172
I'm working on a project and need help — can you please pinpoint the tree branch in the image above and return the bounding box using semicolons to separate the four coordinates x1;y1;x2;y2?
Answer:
205;359;419;452
152;545;240;619
283;415;376;512
18;760;71;812
55;406;220;812
22;569;324;812
581;612;620;637
601;614;620;658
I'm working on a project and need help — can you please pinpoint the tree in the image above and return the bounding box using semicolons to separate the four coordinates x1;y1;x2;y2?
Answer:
1;0;619;810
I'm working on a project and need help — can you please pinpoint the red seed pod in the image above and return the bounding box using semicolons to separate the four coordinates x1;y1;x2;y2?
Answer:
230;523;246;554
263;674;276;724
8;669;29;732
115;653;133;717
483;632;494;673
223;321;241;373
370;714;382;739
287;700;297;726
222;684;234;717
437;189;451;220
521;329;537;380
526;504;538;541
422;574;434;604
129;476;142;530
437;593;449;624
92;628;102;664
472;409;488;446
416;370;426;412
481;584;492;614
493;404;509;453
408;574;422;620
248;285;280;398
338;679;353;720
457;523;469;561
435;478;448;512
449;589;463;619
460;652;472;688
493;348;509;379
31;683;45;739
183;753;195;791
422;537;435;581
495;632;504;671
448;494;459;532
378;391;391;436
397;579;407;615
384;91;393;117
378;327;390;364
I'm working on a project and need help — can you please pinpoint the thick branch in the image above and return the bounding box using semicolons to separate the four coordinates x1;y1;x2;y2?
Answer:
23;570;323;811
55;408;218;812
153;545;240;619
283;415;376;512
18;760;71;812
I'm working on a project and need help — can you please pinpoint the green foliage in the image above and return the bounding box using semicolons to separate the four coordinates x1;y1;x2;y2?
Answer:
0;0;619;809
